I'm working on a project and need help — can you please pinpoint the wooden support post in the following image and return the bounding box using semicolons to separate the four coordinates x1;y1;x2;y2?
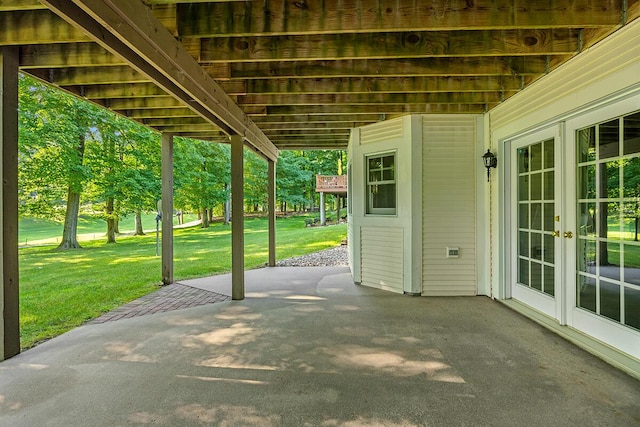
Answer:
336;194;341;224
161;133;174;286
231;135;244;300
268;159;276;267
1;47;19;360
320;192;326;225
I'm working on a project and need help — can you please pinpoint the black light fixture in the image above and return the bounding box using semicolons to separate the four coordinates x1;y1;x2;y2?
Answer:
482;149;497;182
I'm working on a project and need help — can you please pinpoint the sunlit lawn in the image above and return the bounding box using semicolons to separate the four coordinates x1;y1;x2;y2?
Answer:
19;214;346;349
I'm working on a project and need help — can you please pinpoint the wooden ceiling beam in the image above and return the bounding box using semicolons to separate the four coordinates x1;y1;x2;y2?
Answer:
66;81;246;99
0;9;89;44
263;104;491;115
25;66;150;86
252;114;384;124
258;122;368;130
229;58;547;79
103;96;189;110
19;43;124;68
0;1;46;12
43;0;277;161
263;129;351;136
177;0;622;37
200;29;580;63
244;76;523;95
116;107;202;119
239;92;509;106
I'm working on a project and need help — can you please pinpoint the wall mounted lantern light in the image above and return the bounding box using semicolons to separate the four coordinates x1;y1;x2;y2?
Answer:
482;149;497;182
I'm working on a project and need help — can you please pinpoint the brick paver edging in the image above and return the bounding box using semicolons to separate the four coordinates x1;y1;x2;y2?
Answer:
87;283;230;324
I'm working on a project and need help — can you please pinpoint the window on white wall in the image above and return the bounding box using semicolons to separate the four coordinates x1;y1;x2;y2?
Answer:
366;152;396;215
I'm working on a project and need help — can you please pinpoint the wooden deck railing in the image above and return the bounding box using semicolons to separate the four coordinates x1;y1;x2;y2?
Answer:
316;175;347;193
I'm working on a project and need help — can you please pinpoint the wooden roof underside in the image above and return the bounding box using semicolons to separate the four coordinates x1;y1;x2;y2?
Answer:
2;0;640;154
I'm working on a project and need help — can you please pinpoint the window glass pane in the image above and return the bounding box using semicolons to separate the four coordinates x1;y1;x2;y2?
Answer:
624;287;640;330
599;119;620;159
577;165;596;199
577;127;596;163
578;239;596;274
623;112;640;155
578;203;596;237
599;242;620;280
623;244;640;286
600;280;621;322
369;170;381;182
369;157;379;170
382;169;393;181
543;139;554;169
371;184;395;209
577;274;596;312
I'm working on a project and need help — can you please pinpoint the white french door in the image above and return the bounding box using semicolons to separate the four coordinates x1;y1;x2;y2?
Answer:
506;99;640;360
509;126;565;321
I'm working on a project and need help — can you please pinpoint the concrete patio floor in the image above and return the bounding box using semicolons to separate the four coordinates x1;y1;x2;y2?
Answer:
1;267;639;426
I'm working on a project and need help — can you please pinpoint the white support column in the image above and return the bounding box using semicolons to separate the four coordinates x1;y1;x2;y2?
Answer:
231;135;244;300
268;159;276;267
1;47;19;360
320;192;326;225
161;133;174;286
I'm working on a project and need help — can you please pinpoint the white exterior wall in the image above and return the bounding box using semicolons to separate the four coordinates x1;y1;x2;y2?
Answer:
348;116;422;294
422;115;481;295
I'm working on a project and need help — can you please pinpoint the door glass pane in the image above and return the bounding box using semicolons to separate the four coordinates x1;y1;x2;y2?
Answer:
518;147;529;173
578;203;596;237
531;233;542;260
544;171;554;199
543;203;554;231
518;175;529;201
621;202;640;241
531;203;542;230
599;242;620;280
530;143;542;171
577;274;597;312
543;234;555;263
543;139;554;169
519;258;529;285
600;161;620;198
519;231;529;257
531;262;542;291
519;205;529;229
624;287;640;330
599;202;619;239
599;119;620;159
600;280;620;322
623;112;640;155
577;126;596;162
530;172;542;200
577;239;596;274
622;157;640;198
544;266;555;296
578;165;596;199
623;244;640;286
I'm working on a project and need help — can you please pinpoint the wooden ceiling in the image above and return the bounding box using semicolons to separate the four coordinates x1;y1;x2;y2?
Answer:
2;1;640;153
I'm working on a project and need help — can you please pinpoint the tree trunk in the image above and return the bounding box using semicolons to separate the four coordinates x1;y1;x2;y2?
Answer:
134;210;145;235
58;188;82;249
106;197;117;243
58;133;86;250
200;207;210;228
224;183;231;225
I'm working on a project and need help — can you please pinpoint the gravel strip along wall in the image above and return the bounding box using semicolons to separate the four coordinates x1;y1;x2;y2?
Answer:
276;245;348;267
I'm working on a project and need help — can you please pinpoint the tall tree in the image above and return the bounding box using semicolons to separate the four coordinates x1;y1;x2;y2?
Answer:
19;75;97;249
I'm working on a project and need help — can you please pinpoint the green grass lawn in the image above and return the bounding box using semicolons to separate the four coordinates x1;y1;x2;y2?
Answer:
19;212;199;245
19;214;347;349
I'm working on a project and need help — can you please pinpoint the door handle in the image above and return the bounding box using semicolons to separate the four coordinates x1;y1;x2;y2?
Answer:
563;231;573;239
551;230;560;237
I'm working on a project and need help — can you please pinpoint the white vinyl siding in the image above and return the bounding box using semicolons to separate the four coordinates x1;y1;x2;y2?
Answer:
360;119;404;145
361;226;404;293
422;116;477;295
